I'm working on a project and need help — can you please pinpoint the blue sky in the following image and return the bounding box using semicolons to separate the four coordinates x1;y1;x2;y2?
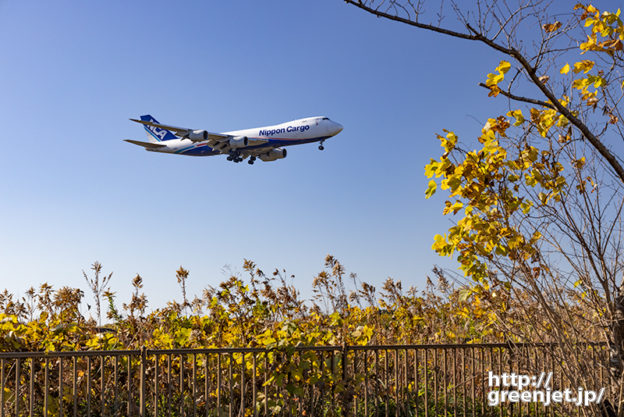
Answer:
1;1;614;313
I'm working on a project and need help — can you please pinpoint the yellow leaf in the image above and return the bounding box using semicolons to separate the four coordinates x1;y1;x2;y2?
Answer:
506;109;525;126
424;160;438;178
431;234;447;252
542;21;562;32
425;180;437;199
441;130;458;152
580;35;597;52
443;200;464;215
573;60;595;74
485;61;511;95
497;60;511;74
485;73;503;87
487;85;501;97
560;63;570;74
572;157;586;170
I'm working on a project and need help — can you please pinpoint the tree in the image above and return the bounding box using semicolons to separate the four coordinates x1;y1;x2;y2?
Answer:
344;1;624;415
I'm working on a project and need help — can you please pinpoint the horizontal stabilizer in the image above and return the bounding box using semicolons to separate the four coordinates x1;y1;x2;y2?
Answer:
124;139;167;149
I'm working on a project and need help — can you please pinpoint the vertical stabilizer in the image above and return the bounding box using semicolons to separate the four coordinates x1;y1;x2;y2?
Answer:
140;115;178;143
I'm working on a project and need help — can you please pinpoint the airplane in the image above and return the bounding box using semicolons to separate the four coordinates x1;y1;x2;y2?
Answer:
125;115;343;164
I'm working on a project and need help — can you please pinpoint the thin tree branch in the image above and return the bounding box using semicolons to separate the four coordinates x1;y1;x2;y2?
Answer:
477;83;556;109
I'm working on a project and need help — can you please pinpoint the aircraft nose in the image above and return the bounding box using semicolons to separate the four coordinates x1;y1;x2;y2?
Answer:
333;121;343;134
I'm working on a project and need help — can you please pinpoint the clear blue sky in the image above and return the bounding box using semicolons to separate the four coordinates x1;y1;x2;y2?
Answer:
1;1;615;313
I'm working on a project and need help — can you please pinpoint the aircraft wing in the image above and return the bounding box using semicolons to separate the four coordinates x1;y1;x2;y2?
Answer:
130;118;268;153
130;118;229;142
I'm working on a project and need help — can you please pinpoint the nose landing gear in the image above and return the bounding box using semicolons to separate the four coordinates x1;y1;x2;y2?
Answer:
318;140;325;151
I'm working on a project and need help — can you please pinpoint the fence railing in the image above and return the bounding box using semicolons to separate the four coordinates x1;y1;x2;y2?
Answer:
0;343;610;417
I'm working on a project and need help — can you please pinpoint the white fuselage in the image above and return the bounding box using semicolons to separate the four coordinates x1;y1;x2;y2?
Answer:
154;116;342;156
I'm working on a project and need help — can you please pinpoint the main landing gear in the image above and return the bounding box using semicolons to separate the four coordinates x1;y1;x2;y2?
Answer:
248;156;256;165
227;152;244;163
318;140;325;151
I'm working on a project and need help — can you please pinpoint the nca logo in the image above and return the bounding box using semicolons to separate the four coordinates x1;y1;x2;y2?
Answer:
147;122;168;140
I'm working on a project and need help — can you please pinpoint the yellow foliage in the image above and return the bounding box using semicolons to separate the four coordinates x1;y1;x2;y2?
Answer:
560;63;570;74
485;61;511;96
573;60;595;73
506;110;525;126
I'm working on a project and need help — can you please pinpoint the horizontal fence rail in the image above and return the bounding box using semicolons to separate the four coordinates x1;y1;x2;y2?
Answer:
0;343;610;416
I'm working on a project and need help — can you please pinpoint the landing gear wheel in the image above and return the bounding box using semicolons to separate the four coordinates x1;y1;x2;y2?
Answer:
318;145;324;151
227;156;233;161
248;160;254;165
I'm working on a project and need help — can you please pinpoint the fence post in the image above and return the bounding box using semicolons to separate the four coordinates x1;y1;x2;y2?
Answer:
15;359;20;417
140;346;146;417
342;343;348;414
1;359;4;417
507;343;515;417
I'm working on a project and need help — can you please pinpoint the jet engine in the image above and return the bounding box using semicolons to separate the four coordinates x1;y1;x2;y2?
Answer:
187;130;209;141
259;148;287;162
229;136;249;149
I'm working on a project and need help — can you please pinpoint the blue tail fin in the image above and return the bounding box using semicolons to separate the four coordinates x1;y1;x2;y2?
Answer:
140;114;178;142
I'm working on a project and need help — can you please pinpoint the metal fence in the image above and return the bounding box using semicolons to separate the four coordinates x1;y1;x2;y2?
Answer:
0;343;610;417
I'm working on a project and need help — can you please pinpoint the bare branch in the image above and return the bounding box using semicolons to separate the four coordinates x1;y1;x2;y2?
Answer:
478;82;555;109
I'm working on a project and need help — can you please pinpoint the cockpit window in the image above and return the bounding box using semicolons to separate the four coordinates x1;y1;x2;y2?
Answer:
322;117;329;120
